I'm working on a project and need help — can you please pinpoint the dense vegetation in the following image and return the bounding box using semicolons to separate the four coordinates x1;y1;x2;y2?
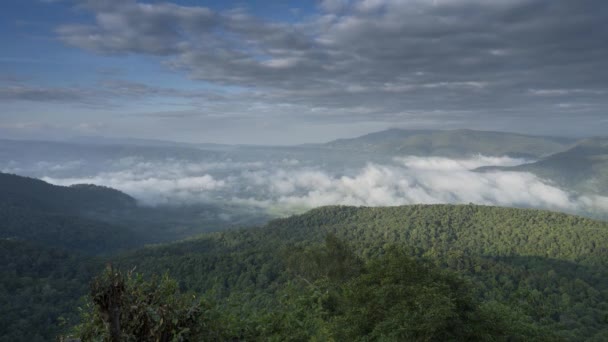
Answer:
0;173;260;341
108;205;608;341
72;238;551;341
2;203;608;340
0;173;141;254
72;266;225;341
0;240;98;342
0;205;139;255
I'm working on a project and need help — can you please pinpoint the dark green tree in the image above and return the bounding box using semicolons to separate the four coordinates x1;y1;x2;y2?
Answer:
70;265;226;342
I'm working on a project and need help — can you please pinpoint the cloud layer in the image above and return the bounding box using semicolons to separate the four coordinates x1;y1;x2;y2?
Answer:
53;0;608;128
3;0;606;143
32;154;608;216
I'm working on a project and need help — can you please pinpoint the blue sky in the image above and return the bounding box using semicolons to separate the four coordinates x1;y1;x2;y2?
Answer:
1;0;607;144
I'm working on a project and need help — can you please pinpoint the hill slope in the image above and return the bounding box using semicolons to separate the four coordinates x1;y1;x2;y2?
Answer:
322;129;576;158
0;239;98;342
116;204;608;341
0;172;140;254
0;172;136;214
478;137;608;196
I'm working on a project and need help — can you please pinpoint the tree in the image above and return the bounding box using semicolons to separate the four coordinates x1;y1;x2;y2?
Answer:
70;265;226;342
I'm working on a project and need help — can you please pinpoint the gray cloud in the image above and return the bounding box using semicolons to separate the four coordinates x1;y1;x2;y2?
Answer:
50;0;608;136
0;85;90;103
0;79;228;108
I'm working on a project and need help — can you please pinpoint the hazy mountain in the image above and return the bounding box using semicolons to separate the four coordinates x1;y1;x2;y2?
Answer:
479;137;608;195
321;129;577;158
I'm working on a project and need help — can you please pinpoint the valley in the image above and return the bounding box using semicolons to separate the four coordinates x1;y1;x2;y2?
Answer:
1;129;607;340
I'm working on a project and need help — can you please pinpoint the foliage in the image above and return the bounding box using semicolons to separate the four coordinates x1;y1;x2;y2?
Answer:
0;172;141;254
115;204;608;341
0;204;138;254
72;266;226;342
3;203;608;340
0;240;98;342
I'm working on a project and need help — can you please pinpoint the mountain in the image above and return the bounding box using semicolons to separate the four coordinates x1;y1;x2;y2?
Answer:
479;137;608;195
0;172;271;243
321;128;577;158
111;204;608;341
0;172;136;214
0;172;141;254
0;174;140;339
0;173;264;340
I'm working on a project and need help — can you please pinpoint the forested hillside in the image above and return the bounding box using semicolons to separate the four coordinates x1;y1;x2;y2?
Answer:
0;240;98;342
3;204;608;340
0;173;141;254
0;172;136;215
102;205;608;341
0;172;267;247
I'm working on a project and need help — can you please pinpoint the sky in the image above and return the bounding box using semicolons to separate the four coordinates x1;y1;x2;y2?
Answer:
1;0;607;144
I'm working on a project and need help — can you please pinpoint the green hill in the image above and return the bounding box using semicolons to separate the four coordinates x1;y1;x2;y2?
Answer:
4;203;607;340
322;129;576;158
0;172;136;214
110;204;608;341
0;205;141;254
0;172;141;254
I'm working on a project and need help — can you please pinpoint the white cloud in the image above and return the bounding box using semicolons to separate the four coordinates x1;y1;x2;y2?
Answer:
44;172;225;206
26;154;608;215
396;155;529;171
242;162;582;212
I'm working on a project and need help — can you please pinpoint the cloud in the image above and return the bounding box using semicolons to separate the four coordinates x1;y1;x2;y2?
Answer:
0;85;90;103
0;79;230;110
44;171;225;206
395;155;529;171
234;156;587;213
30;154;608;216
57;1;216;55
46;0;608;138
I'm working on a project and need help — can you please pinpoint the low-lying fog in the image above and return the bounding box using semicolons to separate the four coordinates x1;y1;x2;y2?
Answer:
4;150;607;218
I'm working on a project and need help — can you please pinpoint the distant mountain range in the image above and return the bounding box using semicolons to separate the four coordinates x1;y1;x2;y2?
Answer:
2;128;606;198
320;128;578;158
478;137;608;194
319;129;608;198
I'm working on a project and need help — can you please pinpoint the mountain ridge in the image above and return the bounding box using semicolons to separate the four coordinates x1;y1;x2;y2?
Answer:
477;137;608;195
319;128;579;158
